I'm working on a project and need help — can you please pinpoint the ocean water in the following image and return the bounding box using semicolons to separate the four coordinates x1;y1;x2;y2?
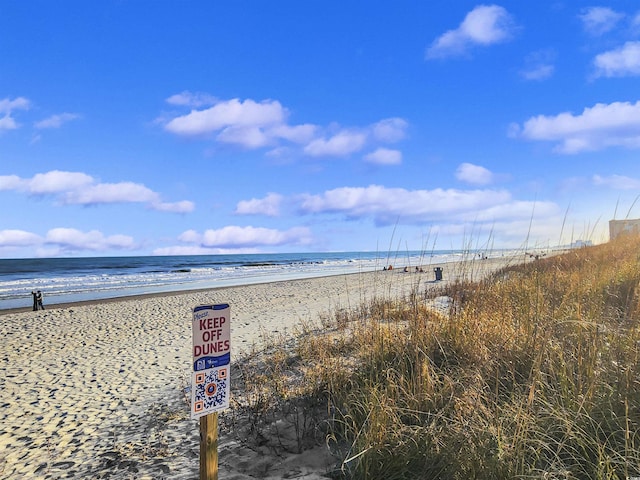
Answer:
0;250;476;310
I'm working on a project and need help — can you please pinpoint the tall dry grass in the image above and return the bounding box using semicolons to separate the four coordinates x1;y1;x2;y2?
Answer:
236;237;640;480
281;235;640;479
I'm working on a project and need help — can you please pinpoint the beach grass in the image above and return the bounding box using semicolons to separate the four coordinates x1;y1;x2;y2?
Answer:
244;235;640;479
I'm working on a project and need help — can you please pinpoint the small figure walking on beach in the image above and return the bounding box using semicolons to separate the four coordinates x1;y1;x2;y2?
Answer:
36;290;44;310
31;290;38;311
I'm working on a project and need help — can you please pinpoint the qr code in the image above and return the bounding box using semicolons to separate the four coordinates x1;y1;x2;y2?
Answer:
192;366;229;417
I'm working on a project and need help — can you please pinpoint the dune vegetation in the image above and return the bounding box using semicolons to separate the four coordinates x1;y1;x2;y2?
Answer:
238;234;640;479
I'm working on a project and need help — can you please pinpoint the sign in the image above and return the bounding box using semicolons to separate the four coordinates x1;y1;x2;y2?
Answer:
191;303;231;419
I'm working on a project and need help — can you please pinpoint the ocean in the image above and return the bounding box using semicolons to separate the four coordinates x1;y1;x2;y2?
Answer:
0;250;481;310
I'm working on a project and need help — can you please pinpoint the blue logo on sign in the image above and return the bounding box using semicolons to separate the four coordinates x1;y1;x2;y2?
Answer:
194;352;230;371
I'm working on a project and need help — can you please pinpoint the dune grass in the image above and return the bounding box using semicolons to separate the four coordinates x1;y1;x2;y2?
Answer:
241;235;640;479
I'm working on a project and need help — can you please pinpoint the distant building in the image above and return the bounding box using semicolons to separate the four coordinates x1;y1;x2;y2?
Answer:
609;219;640;240
570;240;592;248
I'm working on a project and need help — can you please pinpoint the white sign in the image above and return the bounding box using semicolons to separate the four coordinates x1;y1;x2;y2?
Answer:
191;303;231;419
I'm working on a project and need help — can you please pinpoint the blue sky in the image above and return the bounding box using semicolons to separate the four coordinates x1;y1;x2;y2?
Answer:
2;1;640;258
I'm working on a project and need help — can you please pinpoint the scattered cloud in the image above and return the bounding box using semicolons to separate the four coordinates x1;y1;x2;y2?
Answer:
0;227;136;254
0;97;30;114
176;225;314;249
0;96;30;131
161;93;408;160
363;148;402;165
0;115;19;130
579;7;624;36
1;98;80;132
164;97;286;138
166;91;217;107
304;130;367;157
593;174;640;189
37;172;102;194
0;170;194;213
455;163;495;185
296;184;551;227
520;49;556;81
593;41;640;78
511;100;640;153
268;124;318;144
62;182;159;205
46;228;136;251
371;118;408;142
235;193;283;216
153;200;196;213
0;229;42;247
34;113;81;129
425;4;516;59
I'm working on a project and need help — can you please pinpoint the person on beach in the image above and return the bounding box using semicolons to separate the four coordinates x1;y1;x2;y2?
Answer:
31;291;38;311
36;290;44;310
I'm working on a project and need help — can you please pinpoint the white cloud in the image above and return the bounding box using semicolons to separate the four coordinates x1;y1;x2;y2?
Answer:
0;97;30;114
29;171;94;193
579;7;624;36
304;118;407;158
45;228;136;252
269;124;318;144
235;193;283;216
304;130;367;157
152;200;195;213
0;170;194;212
521;64;554;80
166;91;217;107
593;174;640;189
0;175;25;190
0;171;94;194
0;229;42;246
34;113;80;129
520;49;556;81
514;100;640;153
456;200;557;222
363;148;402;165
161;92;407;160
216;126;273;149
62;182;159;205
298;184;521;225
432;214;561;245
593;41;640;78
371;118;408;142
293;184;560;246
176;229;201;243
455;163;494;185
164;98;286;137
0;96;30;130
426;5;515;59
177;225;313;248
0;115;19;130
0;227;137;253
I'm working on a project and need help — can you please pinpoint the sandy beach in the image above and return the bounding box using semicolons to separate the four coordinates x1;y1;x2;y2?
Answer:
0;257;518;479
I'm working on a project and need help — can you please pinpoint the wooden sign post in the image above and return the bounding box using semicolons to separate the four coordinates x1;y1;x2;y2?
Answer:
191;303;231;480
200;412;219;480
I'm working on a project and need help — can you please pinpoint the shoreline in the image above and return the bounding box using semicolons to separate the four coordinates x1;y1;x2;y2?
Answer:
0;256;520;479
0;269;406;316
0;256;517;316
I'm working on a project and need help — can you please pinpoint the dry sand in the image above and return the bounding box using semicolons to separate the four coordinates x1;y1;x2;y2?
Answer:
0;257;521;479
